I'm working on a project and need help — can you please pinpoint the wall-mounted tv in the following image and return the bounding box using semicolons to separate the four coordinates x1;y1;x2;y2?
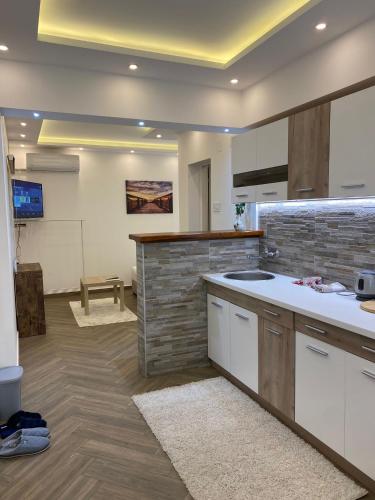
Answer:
12;179;44;219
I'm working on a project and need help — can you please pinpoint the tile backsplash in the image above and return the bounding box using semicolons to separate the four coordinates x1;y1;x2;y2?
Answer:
258;199;375;288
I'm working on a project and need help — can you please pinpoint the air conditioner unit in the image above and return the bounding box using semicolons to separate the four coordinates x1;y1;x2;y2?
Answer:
26;153;80;173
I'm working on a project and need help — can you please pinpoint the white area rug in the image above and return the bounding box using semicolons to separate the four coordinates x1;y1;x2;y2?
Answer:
133;377;367;500
69;297;137;327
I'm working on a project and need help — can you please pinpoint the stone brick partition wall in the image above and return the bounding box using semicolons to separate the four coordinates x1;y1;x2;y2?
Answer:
258;199;375;288
136;238;259;376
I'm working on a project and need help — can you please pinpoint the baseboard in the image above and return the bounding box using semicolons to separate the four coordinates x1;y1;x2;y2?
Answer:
211;360;375;495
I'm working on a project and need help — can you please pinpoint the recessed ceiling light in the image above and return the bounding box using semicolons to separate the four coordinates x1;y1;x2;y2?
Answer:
0;45;9;52
20;134;26;138
315;22;327;31
156;134;162;138
130;150;135;154
129;64;138;71
20;122;27;127
138;121;145;126
79;147;84;151
230;78;239;85
33;112;40;118
20;144;25;148
224;128;230;133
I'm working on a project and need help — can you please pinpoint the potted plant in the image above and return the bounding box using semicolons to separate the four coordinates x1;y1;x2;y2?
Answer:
234;203;246;231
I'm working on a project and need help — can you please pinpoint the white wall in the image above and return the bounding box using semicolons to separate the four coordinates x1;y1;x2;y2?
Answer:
0;117;18;367
11;146;179;293
0;59;242;129
242;16;375;125
178;132;233;231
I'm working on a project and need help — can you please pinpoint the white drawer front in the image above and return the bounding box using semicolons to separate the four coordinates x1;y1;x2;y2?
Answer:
295;332;345;455
255;181;288;202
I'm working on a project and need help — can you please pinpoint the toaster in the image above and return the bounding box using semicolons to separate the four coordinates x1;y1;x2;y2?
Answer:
354;270;375;301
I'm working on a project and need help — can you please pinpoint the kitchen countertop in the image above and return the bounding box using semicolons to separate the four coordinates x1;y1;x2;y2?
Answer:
203;271;375;340
129;230;263;243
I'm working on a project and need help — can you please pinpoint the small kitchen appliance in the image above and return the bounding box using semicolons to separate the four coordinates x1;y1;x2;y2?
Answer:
354;270;375;301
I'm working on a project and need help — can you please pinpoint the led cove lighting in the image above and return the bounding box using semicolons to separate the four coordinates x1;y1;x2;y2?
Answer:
0;45;9;52
138;121;145;127
129;63;138;70
230;78;239;85
20;122;27;127
33;112;40;118
315;22;327;30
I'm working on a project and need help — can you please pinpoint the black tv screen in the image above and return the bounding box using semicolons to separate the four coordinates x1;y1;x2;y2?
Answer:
12;179;44;219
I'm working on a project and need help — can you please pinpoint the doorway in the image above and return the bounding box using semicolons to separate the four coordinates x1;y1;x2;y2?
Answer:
188;159;211;231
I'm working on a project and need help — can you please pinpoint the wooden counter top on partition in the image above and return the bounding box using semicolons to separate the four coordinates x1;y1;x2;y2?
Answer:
129;230;263;244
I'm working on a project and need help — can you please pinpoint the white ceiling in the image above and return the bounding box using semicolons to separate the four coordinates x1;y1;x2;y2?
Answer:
1;0;375;90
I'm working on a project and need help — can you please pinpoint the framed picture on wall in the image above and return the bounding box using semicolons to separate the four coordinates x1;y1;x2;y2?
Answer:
125;180;173;214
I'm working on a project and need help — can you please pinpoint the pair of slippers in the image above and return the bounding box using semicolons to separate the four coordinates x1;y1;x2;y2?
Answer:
0;411;47;439
0;428;51;458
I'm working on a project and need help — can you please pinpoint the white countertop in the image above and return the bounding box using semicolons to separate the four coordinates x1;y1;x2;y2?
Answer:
203;271;375;340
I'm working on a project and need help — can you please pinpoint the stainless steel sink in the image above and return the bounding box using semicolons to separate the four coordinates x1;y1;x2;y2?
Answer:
223;271;275;281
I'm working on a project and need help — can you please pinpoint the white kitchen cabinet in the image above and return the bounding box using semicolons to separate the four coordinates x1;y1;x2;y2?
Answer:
232;130;257;175
257;118;288;170
295;332;345;455
345;352;375;480
255;181;288;202
229;303;258;392
207;294;230;371
330;85;375;198
231;186;256;204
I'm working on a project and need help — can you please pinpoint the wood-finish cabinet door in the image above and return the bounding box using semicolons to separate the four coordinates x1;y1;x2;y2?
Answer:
288;103;330;199
258;318;295;419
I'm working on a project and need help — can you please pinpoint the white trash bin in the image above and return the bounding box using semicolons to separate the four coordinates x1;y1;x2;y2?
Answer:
0;366;23;422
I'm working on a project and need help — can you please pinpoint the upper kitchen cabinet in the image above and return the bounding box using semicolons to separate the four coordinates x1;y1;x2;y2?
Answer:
232;129;257;175
288;103;330;200
330;86;375;198
231;118;288;203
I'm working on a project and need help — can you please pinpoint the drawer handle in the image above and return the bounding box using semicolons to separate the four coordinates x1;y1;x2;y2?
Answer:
295;187;314;193
306;345;329;357
265;327;281;336
236;194;248;198
305;324;326;335
361;369;375;381
211;301;223;308
263;308;280;317
362;346;375;355
262;191;277;196
235;312;249;321
341;183;365;189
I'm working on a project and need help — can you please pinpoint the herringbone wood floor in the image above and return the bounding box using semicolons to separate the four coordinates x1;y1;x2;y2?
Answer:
0;290;217;500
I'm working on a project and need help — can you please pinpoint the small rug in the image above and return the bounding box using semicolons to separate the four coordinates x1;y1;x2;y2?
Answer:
69;297;137;327
132;377;367;500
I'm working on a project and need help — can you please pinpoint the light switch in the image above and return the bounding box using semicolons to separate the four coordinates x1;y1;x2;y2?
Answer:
213;202;222;213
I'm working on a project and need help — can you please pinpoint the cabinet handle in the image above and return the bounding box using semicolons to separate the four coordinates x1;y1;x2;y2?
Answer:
361;369;375;381
211;301;223;308
262;191;277;196
235;312;249;321
236;194;248;198
306;344;328;357
341;183;365;189
265;327;281;336
295;187;314;193
304;324;327;335
362;345;375;355
263;308;279;317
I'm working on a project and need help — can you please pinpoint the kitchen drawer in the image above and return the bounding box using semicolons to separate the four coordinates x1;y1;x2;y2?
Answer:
295;313;375;363
231;186;255;204
257;300;294;329
255;181;287;202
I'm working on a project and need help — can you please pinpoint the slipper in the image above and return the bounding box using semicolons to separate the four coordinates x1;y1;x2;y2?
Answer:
2;428;50;443
0;419;47;439
0;435;50;458
6;411;42;428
